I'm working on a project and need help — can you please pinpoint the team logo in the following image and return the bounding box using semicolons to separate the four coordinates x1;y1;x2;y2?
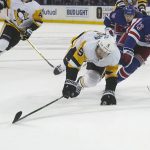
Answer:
136;22;144;31
14;9;29;25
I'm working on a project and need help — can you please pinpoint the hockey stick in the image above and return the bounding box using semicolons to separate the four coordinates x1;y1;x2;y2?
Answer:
0;13;54;68
12;95;63;124
26;39;54;68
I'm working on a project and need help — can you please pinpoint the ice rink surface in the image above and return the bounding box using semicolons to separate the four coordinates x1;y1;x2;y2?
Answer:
0;22;150;150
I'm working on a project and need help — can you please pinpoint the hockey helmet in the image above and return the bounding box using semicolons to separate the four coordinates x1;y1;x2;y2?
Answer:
95;35;115;59
123;5;136;15
116;0;125;8
124;0;137;5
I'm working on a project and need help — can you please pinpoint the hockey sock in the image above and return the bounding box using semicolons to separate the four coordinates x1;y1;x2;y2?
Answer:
117;55;144;83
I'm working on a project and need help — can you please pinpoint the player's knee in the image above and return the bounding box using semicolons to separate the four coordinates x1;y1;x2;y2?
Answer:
80;70;100;87
0;39;9;52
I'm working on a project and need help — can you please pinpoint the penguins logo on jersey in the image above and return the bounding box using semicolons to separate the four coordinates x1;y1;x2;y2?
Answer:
14;9;29;25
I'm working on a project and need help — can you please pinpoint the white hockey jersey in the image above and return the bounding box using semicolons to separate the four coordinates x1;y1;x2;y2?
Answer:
7;0;43;30
67;31;120;69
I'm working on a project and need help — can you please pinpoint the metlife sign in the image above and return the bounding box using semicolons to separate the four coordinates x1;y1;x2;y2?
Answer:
66;7;89;18
42;8;57;16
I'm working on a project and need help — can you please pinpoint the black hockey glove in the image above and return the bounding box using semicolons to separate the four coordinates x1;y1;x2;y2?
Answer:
101;90;116;105
21;28;33;41
53;64;65;75
62;79;81;99
0;0;6;10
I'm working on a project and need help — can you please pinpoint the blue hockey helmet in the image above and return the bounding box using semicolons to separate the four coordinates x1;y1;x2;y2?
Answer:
123;5;136;15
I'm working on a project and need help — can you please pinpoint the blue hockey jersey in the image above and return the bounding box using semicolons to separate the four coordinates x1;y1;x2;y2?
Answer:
104;8;143;42
124;17;150;52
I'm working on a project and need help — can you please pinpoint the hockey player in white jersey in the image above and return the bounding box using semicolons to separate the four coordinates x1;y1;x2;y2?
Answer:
0;0;43;54
61;31;120;105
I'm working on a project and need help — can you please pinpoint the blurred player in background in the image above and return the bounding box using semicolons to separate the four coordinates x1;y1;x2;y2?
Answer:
60;31;120;105
115;0;147;15
104;5;143;42
0;0;43;54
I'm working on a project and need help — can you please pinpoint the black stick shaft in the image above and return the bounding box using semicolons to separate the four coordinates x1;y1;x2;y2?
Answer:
14;96;63;123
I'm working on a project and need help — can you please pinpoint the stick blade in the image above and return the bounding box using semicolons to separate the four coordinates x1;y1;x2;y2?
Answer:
12;111;22;124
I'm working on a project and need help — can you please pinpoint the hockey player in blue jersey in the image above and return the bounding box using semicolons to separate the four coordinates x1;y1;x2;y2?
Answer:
104;5;143;42
54;6;142;75
115;0;147;15
117;17;150;82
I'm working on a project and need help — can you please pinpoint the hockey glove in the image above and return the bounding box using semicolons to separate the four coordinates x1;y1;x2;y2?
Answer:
0;0;5;10
120;49;134;67
21;28;33;41
53;64;65;75
101;90;116;105
62;79;81;99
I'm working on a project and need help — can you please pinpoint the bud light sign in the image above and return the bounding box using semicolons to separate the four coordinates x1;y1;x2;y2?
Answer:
66;7;89;17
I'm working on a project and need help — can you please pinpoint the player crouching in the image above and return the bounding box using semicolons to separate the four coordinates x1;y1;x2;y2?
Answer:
61;31;120;105
0;0;43;54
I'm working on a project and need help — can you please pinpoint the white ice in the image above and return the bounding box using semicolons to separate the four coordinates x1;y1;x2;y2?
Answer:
0;22;150;150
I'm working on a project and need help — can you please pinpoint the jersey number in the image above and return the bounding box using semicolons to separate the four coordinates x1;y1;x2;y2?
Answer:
78;48;84;56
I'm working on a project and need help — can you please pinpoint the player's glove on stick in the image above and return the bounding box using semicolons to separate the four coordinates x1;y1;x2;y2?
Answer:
101;90;116;105
62;79;81;99
21;28;33;40
120;49;134;67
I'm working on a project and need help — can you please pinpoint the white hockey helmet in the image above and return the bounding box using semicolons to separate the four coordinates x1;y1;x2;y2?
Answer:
96;34;115;59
